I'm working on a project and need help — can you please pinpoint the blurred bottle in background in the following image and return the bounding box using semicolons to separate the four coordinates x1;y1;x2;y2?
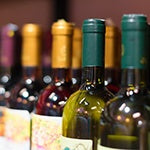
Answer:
71;27;82;91
100;14;150;149
32;19;74;150
105;19;121;94
0;23;21;149
5;24;43;150
42;30;52;87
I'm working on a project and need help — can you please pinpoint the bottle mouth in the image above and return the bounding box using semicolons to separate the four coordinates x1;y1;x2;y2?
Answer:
52;19;74;35
82;18;105;33
121;14;147;30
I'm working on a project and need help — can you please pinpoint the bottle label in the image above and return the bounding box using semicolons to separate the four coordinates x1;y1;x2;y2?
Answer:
98;145;123;150
61;136;93;150
0;106;6;149
31;114;62;150
4;108;30;150
0;106;5;136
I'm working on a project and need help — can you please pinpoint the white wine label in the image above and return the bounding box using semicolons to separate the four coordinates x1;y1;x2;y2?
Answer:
0;136;8;150
98;145;123;150
4;108;30;150
61;136;93;150
0;106;5;136
0;106;6;149
31;114;62;150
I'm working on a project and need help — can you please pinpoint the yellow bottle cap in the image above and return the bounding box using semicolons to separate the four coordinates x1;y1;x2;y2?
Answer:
22;24;42;67
105;26;120;68
22;24;41;37
51;20;74;68
105;26;118;38
72;27;82;69
52;19;74;35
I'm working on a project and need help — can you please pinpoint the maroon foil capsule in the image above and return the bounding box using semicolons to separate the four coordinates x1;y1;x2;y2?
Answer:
0;23;19;67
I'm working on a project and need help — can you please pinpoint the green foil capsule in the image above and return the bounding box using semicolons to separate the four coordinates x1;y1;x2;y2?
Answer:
82;19;105;67
121;14;148;69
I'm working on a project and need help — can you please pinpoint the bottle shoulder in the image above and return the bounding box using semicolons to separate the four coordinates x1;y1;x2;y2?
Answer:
100;91;150;149
39;82;73;101
11;78;42;93
102;91;150;125
63;88;114;117
7;78;42;112
36;83;73;116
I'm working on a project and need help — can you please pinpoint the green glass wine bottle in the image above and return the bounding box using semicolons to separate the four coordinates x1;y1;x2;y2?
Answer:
62;19;114;150
99;14;150;150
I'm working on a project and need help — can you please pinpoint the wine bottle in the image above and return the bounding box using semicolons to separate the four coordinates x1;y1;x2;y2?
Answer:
0;23;21;149
31;20;74;150
62;19;114;150
105;25;121;94
42;31;52;87
99;14;150;149
71;27;82;91
5;24;43;150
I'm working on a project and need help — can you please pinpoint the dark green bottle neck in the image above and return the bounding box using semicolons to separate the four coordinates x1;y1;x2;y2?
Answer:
121;68;147;88
81;66;104;91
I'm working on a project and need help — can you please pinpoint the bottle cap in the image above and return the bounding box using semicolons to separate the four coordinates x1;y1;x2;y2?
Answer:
72;27;82;69
146;24;150;67
82;19;105;67
22;24;41;37
105;26;118;38
52;19;73;35
82;19;105;33
121;14;148;69
122;14;147;30
1;23;19;67
22;23;42;67
51;20;74;68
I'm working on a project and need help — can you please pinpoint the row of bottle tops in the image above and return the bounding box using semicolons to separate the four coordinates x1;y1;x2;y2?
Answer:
0;19;121;70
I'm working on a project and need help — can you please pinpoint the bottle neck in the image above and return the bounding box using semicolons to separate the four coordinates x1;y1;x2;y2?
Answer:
105;68;120;86
22;66;41;81
81;66;104;91
52;68;72;84
121;68;147;88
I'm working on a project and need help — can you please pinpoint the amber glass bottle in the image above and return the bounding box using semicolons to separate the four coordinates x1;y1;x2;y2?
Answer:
100;14;150;150
71;27;82;91
0;23;21;149
5;24;43;150
31;20;74;150
105;25;121;94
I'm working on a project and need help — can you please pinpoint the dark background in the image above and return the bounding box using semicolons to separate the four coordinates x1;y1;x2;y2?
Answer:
0;0;149;30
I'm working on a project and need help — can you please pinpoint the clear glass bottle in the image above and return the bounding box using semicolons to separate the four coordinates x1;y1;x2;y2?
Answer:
62;19;114;150
99;14;150;150
5;24;43;150
31;20;74;150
